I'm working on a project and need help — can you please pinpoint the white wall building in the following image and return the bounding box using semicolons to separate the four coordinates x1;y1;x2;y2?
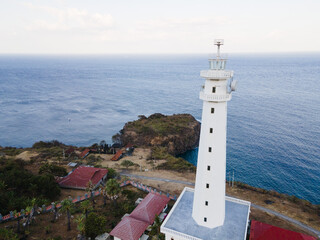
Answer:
161;40;251;240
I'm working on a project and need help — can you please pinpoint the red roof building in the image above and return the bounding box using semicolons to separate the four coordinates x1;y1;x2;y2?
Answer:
110;216;149;240
249;220;317;240
79;148;90;158
57;166;108;190
111;150;123;161
130;193;170;225
110;193;170;240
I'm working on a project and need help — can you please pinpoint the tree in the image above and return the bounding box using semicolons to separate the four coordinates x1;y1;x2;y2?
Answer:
106;168;118;180
80;200;92;219
150;215;164;239
74;214;86;240
84;212;106;239
86;180;95;208
112;133;121;144
51;202;58;223
100;140;107;153
13;210;20;233
60;199;74;231
105;179;121;207
121;160;135;170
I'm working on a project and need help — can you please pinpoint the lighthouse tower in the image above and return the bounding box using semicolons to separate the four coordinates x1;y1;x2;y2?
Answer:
192;39;236;228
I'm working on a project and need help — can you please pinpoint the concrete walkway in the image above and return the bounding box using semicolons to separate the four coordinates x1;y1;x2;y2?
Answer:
120;172;320;238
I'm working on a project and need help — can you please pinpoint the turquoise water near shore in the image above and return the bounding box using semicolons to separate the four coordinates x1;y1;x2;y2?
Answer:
0;53;319;204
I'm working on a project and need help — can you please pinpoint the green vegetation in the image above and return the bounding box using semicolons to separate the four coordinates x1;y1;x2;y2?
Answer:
106;167;118;180
149;215;165;240
105;179;121;207
0;228;19;240
124;113;195;136
39;163;67;177
0;147;23;156
84;212;107;239
32;140;65;149
152;147;196;172
60;199;74;231
0;159;60;215
120;160;136;169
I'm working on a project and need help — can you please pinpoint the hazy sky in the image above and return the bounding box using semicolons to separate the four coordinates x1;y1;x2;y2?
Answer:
1;0;320;54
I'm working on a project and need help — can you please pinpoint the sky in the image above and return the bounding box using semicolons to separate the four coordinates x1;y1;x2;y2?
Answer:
1;0;320;54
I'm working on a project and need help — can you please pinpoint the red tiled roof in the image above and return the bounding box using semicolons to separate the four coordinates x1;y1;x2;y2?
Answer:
130;193;170;225
110;216;149;240
110;193;170;240
249;220;316;240
111;150;123;161
79;148;90;158
57;166;108;189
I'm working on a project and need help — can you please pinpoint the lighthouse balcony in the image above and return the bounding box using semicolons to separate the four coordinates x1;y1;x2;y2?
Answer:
200;70;233;79
200;91;231;102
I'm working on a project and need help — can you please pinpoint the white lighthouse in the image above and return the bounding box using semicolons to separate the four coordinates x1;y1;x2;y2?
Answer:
161;40;250;240
192;39;236;228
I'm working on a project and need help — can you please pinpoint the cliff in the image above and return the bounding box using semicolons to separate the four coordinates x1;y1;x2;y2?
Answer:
117;113;200;155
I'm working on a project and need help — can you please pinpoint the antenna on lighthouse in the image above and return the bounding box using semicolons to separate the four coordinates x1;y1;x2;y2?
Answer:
214;39;224;58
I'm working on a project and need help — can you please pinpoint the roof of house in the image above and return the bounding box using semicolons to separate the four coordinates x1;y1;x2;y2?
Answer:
110;193;170;240
57;166;108;189
111;150;123;161
130;193;170;224
249;220;316;240
79;148;90;158
110;216;149;240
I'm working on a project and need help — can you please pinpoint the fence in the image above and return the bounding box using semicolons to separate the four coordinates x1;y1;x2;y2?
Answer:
0;179;176;223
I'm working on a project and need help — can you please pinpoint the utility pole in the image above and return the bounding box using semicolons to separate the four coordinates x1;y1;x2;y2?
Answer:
232;170;234;188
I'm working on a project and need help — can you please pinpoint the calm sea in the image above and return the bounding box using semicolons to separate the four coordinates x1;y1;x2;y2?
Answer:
0;54;319;204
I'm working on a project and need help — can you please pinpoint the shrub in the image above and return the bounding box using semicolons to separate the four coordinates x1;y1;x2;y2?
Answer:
32;140;65;149
39;163;67;177
120;160;135;169
84;213;107;239
107;168;118;180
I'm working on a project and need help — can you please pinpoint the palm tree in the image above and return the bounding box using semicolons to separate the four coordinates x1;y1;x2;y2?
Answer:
102;188;107;206
51;202;58;223
86;180;95;208
150;215;165;240
60;199;74;231
105;179;121;207
80;200;92;219
13;210;20;233
23;205;32;238
74;214;85;240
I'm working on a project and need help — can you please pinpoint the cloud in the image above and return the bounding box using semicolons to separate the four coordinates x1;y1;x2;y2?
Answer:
24;3;114;32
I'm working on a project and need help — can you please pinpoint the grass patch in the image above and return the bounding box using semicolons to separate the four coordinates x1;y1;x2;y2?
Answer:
151;147;196;172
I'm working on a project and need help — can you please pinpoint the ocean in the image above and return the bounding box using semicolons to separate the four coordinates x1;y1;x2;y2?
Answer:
0;53;319;204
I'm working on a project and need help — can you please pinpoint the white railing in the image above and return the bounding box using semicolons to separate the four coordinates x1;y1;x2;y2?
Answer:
161;227;202;240
200;70;233;79
199;91;231;102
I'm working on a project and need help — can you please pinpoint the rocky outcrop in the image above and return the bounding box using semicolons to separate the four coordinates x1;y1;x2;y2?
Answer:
118;113;200;155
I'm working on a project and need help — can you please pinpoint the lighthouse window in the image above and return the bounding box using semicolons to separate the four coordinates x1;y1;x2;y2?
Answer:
208;147;212;152
211;108;215;114
206;183;209;188
210;128;213;133
205;201;208;206
204;217;207;222
207;166;210;171
212;87;216;93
